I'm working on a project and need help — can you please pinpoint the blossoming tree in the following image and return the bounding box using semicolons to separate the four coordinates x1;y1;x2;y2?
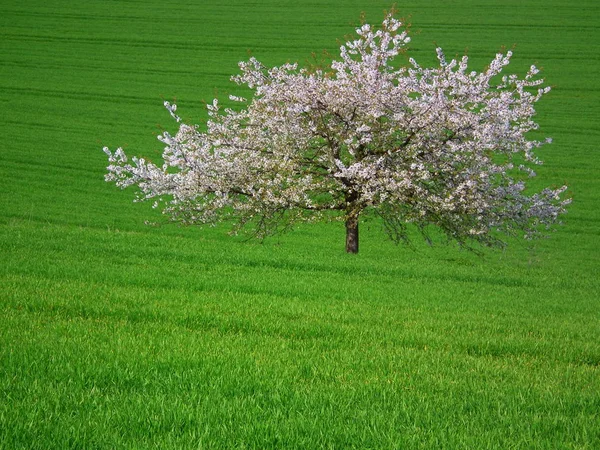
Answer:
104;13;569;253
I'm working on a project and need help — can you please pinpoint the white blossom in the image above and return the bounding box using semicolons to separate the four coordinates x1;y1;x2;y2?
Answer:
104;13;569;252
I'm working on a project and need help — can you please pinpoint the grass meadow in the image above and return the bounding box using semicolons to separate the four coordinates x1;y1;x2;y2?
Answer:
1;0;599;448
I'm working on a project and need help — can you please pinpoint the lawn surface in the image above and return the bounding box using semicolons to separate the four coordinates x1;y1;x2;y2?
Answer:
1;0;599;448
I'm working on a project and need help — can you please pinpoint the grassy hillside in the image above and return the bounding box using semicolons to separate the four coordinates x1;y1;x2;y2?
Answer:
1;0;599;448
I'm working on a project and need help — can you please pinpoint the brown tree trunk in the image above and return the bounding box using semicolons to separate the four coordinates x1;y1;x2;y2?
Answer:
345;214;359;254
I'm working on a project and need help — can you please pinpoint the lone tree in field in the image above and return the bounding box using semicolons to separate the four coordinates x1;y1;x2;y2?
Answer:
104;13;569;253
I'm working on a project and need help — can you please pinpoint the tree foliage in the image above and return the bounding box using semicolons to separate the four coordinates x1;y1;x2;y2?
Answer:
104;13;569;253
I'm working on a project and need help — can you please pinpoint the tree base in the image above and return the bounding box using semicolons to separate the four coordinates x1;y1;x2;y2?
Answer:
345;216;359;253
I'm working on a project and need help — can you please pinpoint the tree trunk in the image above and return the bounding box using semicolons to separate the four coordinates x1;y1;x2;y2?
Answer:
345;214;359;254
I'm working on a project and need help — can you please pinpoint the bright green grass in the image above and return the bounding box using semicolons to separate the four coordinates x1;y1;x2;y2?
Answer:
1;0;599;448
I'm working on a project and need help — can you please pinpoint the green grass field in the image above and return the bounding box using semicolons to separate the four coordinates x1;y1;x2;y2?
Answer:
1;0;599;448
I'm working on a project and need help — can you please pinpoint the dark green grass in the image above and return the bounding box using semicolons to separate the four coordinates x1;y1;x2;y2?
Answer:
1;0;599;448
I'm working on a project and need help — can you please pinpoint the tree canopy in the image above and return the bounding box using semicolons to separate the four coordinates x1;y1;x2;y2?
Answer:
104;13;569;253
